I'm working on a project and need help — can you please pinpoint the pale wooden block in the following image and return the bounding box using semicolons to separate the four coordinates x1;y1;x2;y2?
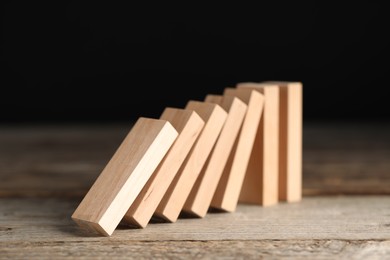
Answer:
182;95;247;217
123;108;205;228
204;94;223;104
154;101;227;222
237;83;280;206
71;118;178;236
264;81;303;202
211;89;264;212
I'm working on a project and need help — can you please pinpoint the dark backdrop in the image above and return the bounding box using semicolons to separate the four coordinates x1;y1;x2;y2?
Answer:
2;2;389;123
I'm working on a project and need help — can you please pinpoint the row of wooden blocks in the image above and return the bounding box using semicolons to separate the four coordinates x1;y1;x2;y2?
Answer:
72;81;303;236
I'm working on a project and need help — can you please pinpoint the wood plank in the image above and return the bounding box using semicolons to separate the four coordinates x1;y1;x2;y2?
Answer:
211;89;264;212
124;109;205;228
154;101;227;222
0;125;129;198
71;118;178;236
1;124;390;199
2;197;389;242
265;81;303;202
237;83;280;206
2;240;390;259
182;95;247;217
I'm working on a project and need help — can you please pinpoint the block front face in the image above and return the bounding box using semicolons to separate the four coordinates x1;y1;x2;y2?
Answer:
154;101;227;222
71;118;178;236
124;109;205;228
211;89;264;212
183;95;247;217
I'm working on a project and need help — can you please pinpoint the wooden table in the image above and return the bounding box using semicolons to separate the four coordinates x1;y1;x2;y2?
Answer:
1;123;389;258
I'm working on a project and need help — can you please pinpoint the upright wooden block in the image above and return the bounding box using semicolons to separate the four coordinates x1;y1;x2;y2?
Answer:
123;108;205;228
154;101;227;222
211;89;264;212
182;95;247;217
71;118;178;236
265;81;302;202
237;83;279;206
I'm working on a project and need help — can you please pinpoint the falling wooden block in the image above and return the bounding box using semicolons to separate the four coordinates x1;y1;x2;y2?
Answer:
182;95;247;217
211;89;264;212
204;94;223;104
264;81;303;202
71;118;178;236
237;83;279;206
154;101;227;222
123;108;205;228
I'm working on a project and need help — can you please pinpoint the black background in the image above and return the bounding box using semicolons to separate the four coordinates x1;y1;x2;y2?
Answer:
2;2;389;123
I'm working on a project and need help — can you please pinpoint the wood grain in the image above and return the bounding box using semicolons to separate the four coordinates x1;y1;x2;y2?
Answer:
2;239;389;259
0;124;389;198
124;109;204;228
2;197;390;241
1;124;390;258
71;118;178;236
182;95;247;217
1;196;389;259
154;101;227;222
211;89;264;212
237;83;280;206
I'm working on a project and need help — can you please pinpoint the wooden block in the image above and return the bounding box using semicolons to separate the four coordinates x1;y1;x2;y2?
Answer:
264;81;303;202
71;118;178;236
211;89;264;212
154;101;227;222
182;95;247;217
237;83;279;206
123;108;205;228
204;94;223;104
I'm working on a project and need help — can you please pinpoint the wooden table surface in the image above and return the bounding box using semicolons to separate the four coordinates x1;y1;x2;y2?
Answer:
1;123;389;259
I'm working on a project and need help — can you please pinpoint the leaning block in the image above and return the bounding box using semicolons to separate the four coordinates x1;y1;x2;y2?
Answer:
154;101;227;222
71;118;178;236
211;89;264;212
237;83;279;206
183;95;247;217
204;94;223;104
124;108;205;228
264;81;303;202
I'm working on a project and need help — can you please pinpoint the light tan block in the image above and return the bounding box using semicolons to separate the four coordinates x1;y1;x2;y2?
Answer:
71;118;178;236
204;95;223;104
211;89;264;212
154;101;227;222
123;109;205;228
183;95;247;217
264;81;302;202
237;83;279;206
